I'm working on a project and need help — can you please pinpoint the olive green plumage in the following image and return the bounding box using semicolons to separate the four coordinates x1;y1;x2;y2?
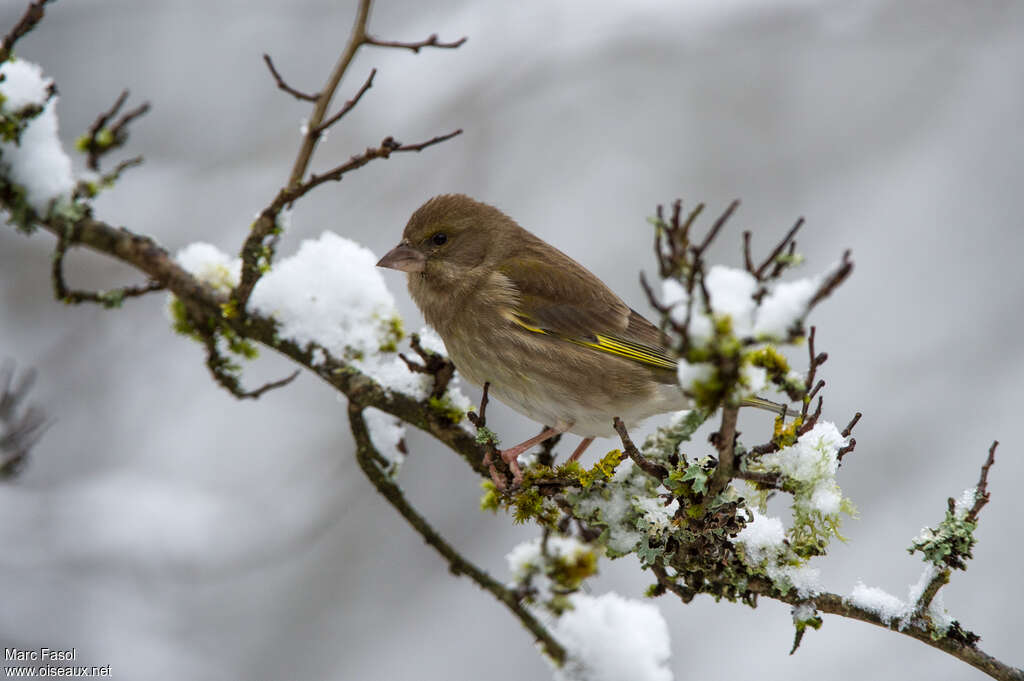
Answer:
378;194;687;443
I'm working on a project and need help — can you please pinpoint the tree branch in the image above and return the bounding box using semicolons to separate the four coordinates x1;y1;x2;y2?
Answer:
261;54;319;102
743;576;1024;681
0;0;51;63
348;403;565;665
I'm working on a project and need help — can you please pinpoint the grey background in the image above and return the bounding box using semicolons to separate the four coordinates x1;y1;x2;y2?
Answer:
1;1;1022;679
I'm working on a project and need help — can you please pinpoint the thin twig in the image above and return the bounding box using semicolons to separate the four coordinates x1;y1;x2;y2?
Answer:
365;33;467;53
314;68;376;134
967;441;998;523
80;90;150;172
755;217;803;279
696;199;739;253
842;412;862;438
612;417;666;479
0;0;52;63
0;360;48;477
348;404;566;665
262;54;319;102
200;332;299;400
398;332;455;399
52;225;164;307
234;128;463;308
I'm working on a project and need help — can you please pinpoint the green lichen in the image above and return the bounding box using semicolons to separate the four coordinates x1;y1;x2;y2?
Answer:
427;395;465;424
909;503;978;570
474;426;500;447
377;316;404;353
479;480;500;512
548;547;598;591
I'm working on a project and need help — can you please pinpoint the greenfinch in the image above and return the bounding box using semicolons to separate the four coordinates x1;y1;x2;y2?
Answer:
377;194;781;480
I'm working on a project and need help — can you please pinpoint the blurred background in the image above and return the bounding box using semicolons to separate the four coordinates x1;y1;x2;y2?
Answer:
1;0;1022;679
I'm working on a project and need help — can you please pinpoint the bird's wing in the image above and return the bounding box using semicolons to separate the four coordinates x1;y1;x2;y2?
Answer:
496;252;677;372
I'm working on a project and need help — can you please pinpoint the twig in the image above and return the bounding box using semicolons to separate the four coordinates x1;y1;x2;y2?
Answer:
0;0;52;63
80;90;150;172
467;382;511;488
52;224;164;307
348;404;566;665
695;199;739;253
754;217;803;279
236;0;466;310
807;249;854;310
365;32;467;53
651;564;697;603
234;129;462;308
706;406;739;499
612;417;666;479
841;412;862;438
314;68;376;134
966;441;998;523
200;332;299;400
0;360;48;477
262;54;319;102
740;575;1024;681
398;332;455;399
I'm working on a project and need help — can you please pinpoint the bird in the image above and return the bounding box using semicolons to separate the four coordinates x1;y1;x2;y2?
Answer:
377;194;780;484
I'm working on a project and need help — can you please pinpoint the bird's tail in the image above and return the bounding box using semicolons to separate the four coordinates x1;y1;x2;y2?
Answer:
741;395;798;419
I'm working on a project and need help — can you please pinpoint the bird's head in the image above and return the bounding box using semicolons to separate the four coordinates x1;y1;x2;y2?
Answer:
377;194;517;279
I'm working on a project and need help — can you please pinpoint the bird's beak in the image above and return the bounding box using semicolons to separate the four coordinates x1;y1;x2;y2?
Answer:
376;243;426;273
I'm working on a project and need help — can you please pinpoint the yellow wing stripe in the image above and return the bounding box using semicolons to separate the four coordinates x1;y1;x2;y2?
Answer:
508;313;677;370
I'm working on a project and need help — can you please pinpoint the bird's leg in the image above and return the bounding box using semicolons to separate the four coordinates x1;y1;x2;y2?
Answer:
499;426;566;484
567;437;595;462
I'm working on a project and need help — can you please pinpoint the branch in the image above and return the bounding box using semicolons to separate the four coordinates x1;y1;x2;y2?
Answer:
0;360;48;477
314;68;376;134
613;417;667;480
743;576;1023;681
364;32;467;53
78;90;151;172
12;208;490;478
261;54;319;102
199;330;299;400
303;131;463;194
348;404;565;665
0;0;51;63
913;441;1000;615
52;222;163;307
399;332;454;399
706;406;739;499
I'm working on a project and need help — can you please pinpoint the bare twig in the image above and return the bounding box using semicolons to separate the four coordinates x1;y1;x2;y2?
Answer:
79;90;151;172
348;404;566;665
754;217;803;279
399;332;455;399
365;32;467;53
234;128;462;308
612;417;666;480
200;332;299;400
0;360;48;477
52;224;163;307
696;199;739;253
841;412;862;438
0;0;52;63
739;575;1022;681
967;441;998;523
807;249;854;310
314;68;376;134
262;54;319;102
236;0;466;310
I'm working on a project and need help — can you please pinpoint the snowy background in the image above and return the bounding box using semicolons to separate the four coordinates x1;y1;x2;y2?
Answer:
2;0;1023;679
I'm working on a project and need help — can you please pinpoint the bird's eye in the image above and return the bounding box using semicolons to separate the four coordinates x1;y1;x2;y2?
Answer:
431;232;448;246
